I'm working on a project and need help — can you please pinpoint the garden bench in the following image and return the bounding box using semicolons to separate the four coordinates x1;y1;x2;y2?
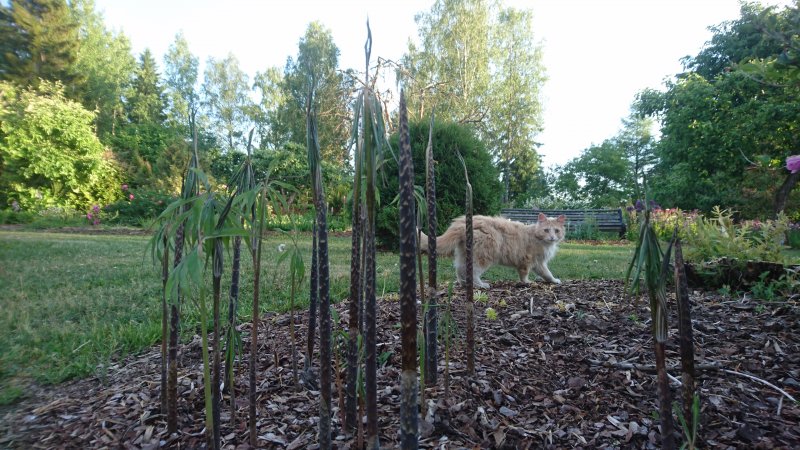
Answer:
500;208;627;238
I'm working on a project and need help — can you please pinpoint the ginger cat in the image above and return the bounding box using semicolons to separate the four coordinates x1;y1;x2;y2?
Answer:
419;213;566;288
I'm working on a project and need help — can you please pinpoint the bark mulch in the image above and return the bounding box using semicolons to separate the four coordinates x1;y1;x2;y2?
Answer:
2;280;799;449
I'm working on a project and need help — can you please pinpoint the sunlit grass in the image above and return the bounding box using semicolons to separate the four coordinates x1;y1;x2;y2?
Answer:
0;230;633;404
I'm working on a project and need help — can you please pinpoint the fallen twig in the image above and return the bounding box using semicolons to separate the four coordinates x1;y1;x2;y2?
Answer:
722;369;797;404
586;359;798;404
585;359;722;372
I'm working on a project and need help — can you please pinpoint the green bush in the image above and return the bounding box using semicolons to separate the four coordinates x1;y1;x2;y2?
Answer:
263;212;349;233
0;210;35;224
377;121;502;249
567;218;600;240
0;81;121;212
103;187;175;227
788;225;800;249
682;207;789;263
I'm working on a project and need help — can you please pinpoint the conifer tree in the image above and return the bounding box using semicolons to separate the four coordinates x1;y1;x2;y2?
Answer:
0;0;82;91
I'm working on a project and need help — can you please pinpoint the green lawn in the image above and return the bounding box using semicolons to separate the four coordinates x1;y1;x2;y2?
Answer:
0;230;633;404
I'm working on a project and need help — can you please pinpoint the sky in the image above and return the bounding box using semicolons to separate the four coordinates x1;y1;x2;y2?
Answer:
94;0;792;168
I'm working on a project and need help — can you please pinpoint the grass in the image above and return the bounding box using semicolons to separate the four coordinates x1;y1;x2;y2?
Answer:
0;229;633;405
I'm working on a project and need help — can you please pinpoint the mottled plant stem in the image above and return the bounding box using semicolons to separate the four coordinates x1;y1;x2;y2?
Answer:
398;90;419;449
167;222;185;435
674;237;696;430
424;111;438;386
160;236;169;416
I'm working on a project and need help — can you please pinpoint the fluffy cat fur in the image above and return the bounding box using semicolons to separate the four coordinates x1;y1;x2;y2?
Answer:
419;213;566;288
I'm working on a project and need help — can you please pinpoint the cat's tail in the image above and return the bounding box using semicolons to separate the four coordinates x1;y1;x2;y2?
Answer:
417;226;461;257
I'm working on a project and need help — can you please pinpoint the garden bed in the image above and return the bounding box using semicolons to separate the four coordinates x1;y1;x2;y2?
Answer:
2;280;799;449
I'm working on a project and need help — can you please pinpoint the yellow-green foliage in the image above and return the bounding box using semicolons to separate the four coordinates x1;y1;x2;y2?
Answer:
681;207;789;263
0;81;121;211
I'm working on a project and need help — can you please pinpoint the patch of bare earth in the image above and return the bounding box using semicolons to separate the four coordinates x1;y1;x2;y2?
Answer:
2;280;799;449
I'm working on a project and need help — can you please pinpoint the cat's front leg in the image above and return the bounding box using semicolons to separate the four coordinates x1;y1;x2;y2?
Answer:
534;263;561;284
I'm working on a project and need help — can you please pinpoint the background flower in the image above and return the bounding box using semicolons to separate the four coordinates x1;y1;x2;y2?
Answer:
787;155;800;173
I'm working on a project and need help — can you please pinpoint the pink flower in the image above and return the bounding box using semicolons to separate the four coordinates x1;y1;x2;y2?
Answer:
787;155;800;174
87;213;93;219
121;184;128;191
129;194;134;201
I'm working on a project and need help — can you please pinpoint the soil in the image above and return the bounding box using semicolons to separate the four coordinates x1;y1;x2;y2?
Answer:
1;280;799;449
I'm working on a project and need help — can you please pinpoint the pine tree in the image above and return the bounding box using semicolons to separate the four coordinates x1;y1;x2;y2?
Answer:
128;49;166;125
0;0;82;91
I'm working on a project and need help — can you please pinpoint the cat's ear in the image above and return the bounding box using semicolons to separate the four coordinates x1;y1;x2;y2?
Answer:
538;212;547;222
557;215;566;224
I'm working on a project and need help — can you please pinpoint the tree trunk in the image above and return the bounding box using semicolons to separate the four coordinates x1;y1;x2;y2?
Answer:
774;170;800;217
674;238;696;431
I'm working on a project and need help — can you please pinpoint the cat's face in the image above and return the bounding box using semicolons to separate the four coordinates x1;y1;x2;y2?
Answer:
534;213;566;243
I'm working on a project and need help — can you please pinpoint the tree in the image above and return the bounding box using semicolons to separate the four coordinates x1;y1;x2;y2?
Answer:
163;32;200;138
401;0;546;205
559;141;632;208
202;53;253;152
377;120;502;248
70;0;136;140
487;7;546;205
402;0;491;124
551;111;655;208
0;81;120;210
252;66;289;149
0;0;82;91
617;114;657;201
640;2;800;217
128;49;166;125
282;22;353;170
736;3;800;215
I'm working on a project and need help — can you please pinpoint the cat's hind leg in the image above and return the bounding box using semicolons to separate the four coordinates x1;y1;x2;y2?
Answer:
453;247;467;285
517;267;531;284
473;264;490;289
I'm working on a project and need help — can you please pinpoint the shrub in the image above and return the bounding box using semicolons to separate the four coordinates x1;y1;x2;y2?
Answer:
567;217;600;240
682;207;789;263
377;121;502;249
788;223;800;249
651;208;700;241
103;186;175;227
0;209;36;224
0;81;121;212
